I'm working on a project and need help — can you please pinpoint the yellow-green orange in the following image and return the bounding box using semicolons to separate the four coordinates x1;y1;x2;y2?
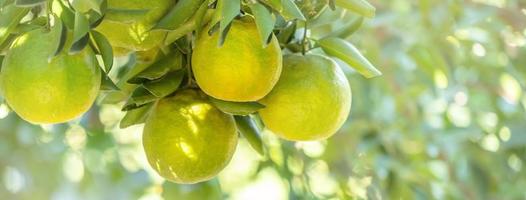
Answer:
95;0;174;51
143;90;238;183
192;18;282;102
0;28;101;124
259;54;352;141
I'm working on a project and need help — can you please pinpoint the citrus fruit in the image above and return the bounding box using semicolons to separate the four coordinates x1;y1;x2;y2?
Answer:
95;0;174;51
259;54;352;141
0;28;101;124
142;89;238;184
192;17;282;102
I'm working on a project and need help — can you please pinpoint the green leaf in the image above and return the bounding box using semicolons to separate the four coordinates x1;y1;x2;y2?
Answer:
319;37;381;78
210;98;265;116
276;21;295;45
69;34;89;54
50;17;67;60
335;0;375;18
216;21;232;46
100;71;119;91
143;70;185;98
120;102;154;128
234;115;265;156
0;34;15;55
0;3;29;45
194;0;212;38
280;0;306;21
164;2;213;45
212;0;240;38
70;11;90;54
260;0;281;11
154;0;205;30
329;17;363;39
12;21;44;34
71;0;102;13
127;52;183;84
249;2;276;45
105;8;149;23
122;86;158;111
57;0;75;29
90;30;113;73
87;10;104;28
14;0;45;7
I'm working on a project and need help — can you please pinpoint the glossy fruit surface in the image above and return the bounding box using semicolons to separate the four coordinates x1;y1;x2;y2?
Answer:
192;18;282;102
143;90;238;183
259;54;352;141
0;28;101;124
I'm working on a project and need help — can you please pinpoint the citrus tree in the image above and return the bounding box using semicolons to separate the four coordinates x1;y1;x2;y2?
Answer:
0;0;380;185
1;0;526;199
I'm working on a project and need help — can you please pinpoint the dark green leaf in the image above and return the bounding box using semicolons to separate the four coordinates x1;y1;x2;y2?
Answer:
0;3;29;45
335;0;375;18
100;71;119;91
210;98;265;115
120;102;154;128
235;115;265;156
70;11;90;54
217;21;232;46
127;52;183;84
87;10;104;28
154;0;204;30
249;2;276;45
50;18;67;60
122;86;158;111
69;34;89;54
276;21;295;45
14;0;45;7
143;70;184;98
319;37;381;78
90;30;113;73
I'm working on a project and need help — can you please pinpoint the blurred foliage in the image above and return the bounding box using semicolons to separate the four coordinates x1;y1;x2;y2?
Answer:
1;0;526;199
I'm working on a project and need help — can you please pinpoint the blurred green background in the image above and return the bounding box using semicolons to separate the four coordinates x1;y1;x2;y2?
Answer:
1;0;526;199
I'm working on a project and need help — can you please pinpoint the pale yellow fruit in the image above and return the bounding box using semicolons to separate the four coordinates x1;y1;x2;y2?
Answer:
259;54;352;141
0;28;100;124
192;18;282;102
143;90;238;183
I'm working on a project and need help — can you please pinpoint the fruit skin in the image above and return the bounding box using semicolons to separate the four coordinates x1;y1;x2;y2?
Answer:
95;0;174;51
0;28;101;124
192;18;282;102
143;90;238;184
259;54;352;141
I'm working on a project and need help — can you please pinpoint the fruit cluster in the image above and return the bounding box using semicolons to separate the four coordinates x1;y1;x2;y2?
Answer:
0;0;380;184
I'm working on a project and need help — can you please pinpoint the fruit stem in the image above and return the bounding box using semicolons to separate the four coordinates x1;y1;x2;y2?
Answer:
45;0;53;30
301;21;308;55
185;33;196;88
